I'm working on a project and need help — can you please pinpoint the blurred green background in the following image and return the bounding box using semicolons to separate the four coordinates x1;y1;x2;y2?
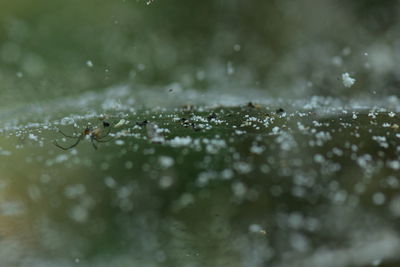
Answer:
1;1;400;266
1;0;400;108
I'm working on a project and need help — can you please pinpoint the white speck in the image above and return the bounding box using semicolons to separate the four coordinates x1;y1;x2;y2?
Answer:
146;123;165;143
60;117;75;125
204;139;226;154
226;61;234;75
0;201;25;216
250;144;265;154
169;136;192;147
389;195;400;217
86;60;93;67
117;186;132;199
288;213;304;229
195;70;206;81
290;233;310;252
314;154;325;163
69;205;88;223
331;56;343;66
233;44;241;52
115;140;125;145
372;136;389;148
178;193;194;208
221;169;234;180
104;176;117;188
55;154;69;163
64;184;86;199
372;259;382;266
114;119;126;128
372;192;385;205
159;156;174;168
342;47;351;56
388;160;400;170
249;224;266;234
0;149;11;156
125;161;133;169
28;185;41;200
159;176;173;189
28;133;38;141
235;130;246;135
342;72;356;88
232;181;247;198
234;162;252;174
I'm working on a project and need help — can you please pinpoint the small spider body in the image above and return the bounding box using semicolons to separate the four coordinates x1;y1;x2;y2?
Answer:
54;122;112;150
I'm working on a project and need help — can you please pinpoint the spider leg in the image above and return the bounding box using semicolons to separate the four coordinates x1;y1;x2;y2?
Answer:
95;137;114;143
99;127;111;139
58;130;77;138
91;138;98;150
53;137;81;150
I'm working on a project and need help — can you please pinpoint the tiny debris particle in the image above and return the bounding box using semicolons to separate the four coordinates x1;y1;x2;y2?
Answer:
342;72;356;88
180;117;188;123
246;102;262;109
191;123;202;132
181;104;194;111
146;123;165;143
86;60;94;68
249;224;267;235
247;102;256;108
136;120;148;127
114;119;126;128
207;112;217;121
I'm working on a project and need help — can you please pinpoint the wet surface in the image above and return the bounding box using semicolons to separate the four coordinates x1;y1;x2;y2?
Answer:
0;90;399;266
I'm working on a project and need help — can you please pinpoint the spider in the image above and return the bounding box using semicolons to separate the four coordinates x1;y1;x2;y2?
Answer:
54;121;112;150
